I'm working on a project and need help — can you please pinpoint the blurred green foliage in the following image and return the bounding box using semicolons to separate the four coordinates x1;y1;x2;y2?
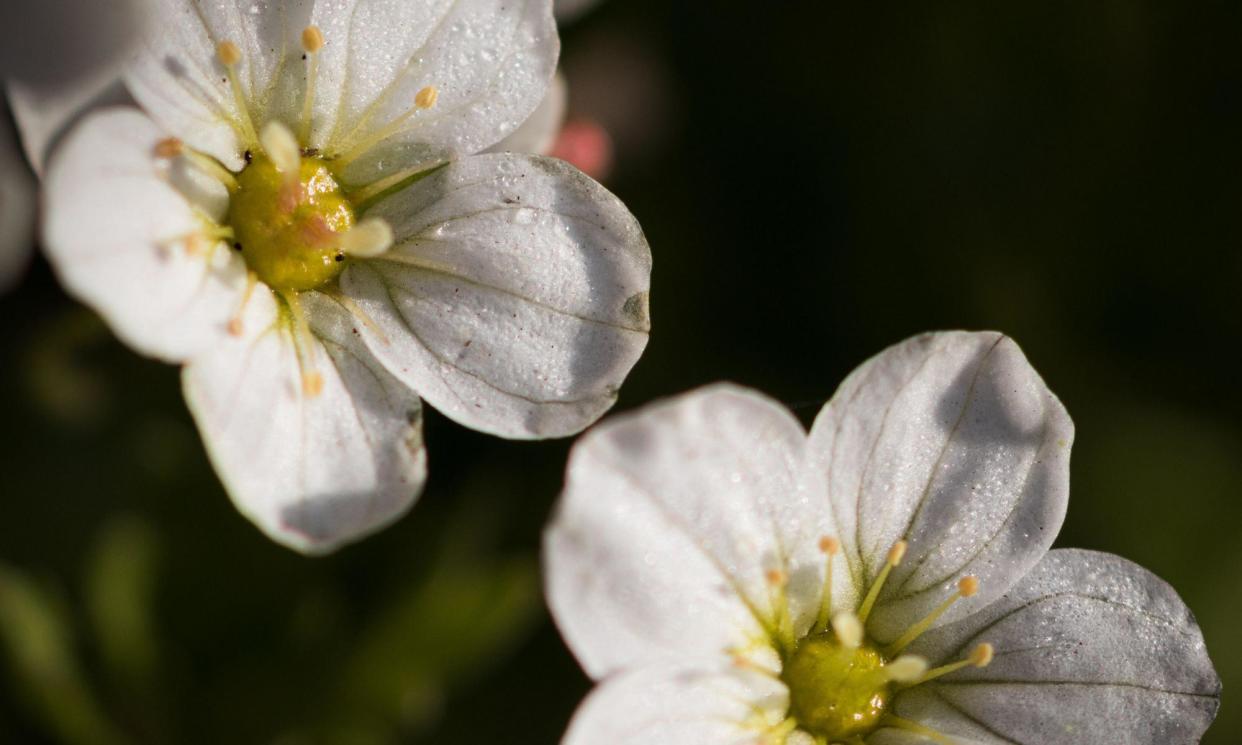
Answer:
4;1;1242;742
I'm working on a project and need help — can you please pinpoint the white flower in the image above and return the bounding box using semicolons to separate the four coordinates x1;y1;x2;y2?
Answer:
42;0;651;554
545;332;1219;744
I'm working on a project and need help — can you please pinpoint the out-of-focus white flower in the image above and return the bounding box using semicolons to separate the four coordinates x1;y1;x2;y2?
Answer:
545;332;1219;744
0;99;35;292
43;0;651;554
554;0;604;24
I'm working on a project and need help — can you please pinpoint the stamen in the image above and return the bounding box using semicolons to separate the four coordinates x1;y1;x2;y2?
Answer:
907;643;994;687
857;540;906;624
260;121;302;178
154;137;184;158
227;271;260;336
345;160;447;210
155;137;238;190
830;611;863;650
878;715;954;745
334;85;440;167
415;85;439;109
282;291;324;399
884;575;980;657
765;568;795;653
814;536;840;633
216;40;259;146
299;26;324;143
338;217;395;258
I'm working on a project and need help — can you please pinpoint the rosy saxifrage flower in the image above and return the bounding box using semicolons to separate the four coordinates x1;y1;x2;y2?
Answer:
545;331;1219;745
42;0;651;554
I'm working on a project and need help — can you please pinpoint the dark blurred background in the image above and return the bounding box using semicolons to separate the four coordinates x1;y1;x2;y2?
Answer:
2;1;1240;742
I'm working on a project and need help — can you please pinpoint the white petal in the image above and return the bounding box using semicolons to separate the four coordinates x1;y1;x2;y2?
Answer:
182;287;427;554
896;549;1219;745
0;101;35;293
42;107;245;362
341;153;650;439
486;72;567;156
544;385;834;679
124;0;315;170
7;69;130;176
563;665;790;745
806;332;1073;642
311;0;558;185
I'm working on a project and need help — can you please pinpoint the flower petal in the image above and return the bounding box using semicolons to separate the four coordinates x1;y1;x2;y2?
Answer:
544;384;835;679
183;287;427;554
805;332;1073;642
125;0;315;169
0;100;36;293
7;69;130;176
341;153;650;439
486;71;567;156
896;549;1220;745
563;665;790;745
311;0;558;185
43;107;245;362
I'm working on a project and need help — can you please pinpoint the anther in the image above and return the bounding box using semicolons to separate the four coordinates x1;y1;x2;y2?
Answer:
302;372;325;397
766;568;788;587
339;217;395;258
969;642;994;668
301;25;324;53
884;575;981;657
857;539;907;623
819;536;840;555
154;137;184;158
831;611;863;649
216;41;242;67
415;85;439;109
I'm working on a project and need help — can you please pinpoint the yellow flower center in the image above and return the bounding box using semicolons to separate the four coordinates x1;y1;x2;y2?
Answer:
228;152;355;293
783;632;891;740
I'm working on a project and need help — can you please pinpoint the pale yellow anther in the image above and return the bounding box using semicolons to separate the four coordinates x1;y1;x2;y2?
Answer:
301;25;324;53
217;40;242;67
765;568;788;587
887;540;908;566
260;121;302;176
154;137;184;158
882;655;928;683
819;536;840;555
958;575;980;598
339;217;395;258
415;85;439;109
831;611;863;649
969;642;994;668
302;371;325;397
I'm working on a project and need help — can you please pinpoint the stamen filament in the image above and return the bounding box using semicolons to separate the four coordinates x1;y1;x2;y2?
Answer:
884;576;979;657
857;540;906;624
334;85;439;168
907;643;994;687
345;160;447;210
763;718;799;744
878;714;954;745
765;568;796;654
299;26;324;143
814;536;840;633
216;40;259;146
155;137;239;191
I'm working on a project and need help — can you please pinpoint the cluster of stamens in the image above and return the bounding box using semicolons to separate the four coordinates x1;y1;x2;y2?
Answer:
150;26;443;398
750;538;995;745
